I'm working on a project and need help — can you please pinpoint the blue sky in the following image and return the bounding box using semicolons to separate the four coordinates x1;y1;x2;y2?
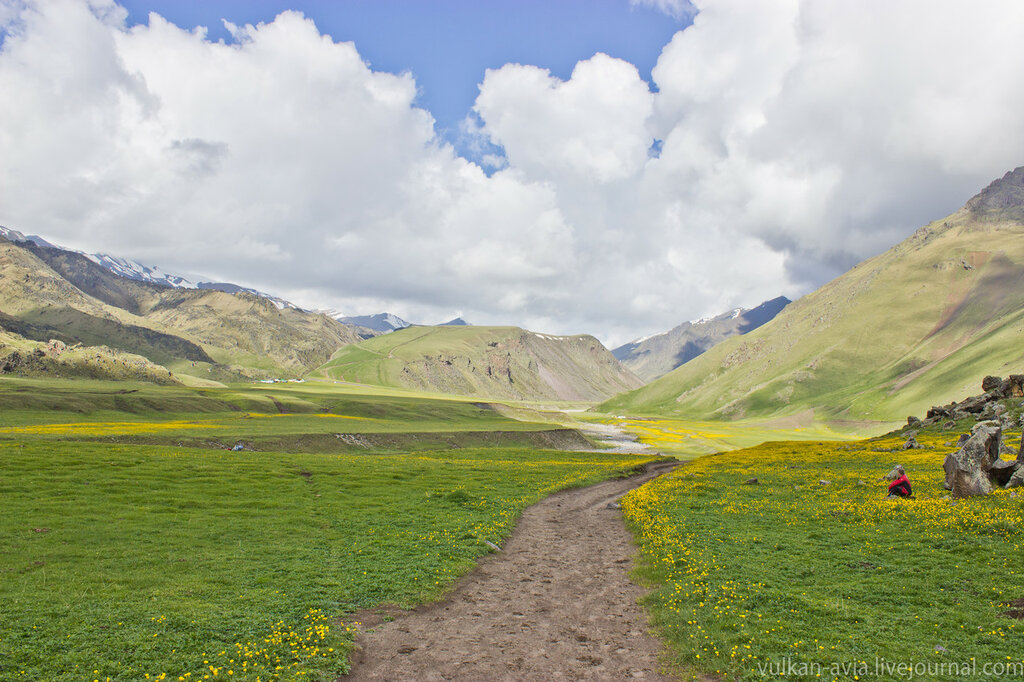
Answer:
117;0;690;156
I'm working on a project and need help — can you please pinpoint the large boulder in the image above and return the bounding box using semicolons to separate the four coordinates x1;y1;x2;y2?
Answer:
1001;374;1024;398
982;375;1004;393
949;423;1001;498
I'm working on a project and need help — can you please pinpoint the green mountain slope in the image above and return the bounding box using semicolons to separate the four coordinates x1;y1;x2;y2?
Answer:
312;325;643;402
0;237;366;379
601;166;1024;424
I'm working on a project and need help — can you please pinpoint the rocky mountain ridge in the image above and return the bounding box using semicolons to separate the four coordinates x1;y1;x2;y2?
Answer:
0;234;368;381
613;296;791;382
314;325;642;402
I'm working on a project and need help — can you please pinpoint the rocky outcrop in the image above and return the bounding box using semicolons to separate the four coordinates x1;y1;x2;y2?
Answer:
912;374;1024;428
943;421;1024;497
982;375;1003;393
946;422;1000;497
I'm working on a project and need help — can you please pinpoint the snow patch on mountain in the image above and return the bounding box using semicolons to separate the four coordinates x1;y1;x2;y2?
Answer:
1;225;302;310
337;312;412;333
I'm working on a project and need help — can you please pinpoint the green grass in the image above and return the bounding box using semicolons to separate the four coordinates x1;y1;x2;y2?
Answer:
623;432;1024;680
0;441;658;681
579;414;860;458
0;375;662;680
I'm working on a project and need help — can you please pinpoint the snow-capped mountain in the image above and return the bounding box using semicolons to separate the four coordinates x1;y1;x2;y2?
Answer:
0;226;58;249
337;312;412;333
84;252;197;289
0;225;300;310
613;296;791;382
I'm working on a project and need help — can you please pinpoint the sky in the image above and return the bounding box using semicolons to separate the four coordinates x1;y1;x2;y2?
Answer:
1;0;1024;347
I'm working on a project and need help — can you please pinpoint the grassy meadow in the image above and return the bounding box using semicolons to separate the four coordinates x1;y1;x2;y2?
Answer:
0;377;662;680
580;414;860;459
623;430;1024;680
7;372;1023;682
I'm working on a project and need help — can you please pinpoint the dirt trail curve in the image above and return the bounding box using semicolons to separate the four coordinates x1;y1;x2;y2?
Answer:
347;460;683;681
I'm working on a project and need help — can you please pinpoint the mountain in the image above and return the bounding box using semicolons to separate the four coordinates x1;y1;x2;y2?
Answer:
338;312;411;333
440;317;469;326
0;235;366;380
0;328;180;384
311;325;643;402
601;166;1024;425
0;225;300;310
613;296;791;382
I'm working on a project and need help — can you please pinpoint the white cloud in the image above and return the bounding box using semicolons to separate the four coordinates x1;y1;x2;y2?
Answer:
474;54;655;184
2;0;1024;348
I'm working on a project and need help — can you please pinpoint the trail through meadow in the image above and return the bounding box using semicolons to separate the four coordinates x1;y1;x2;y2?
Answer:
347;460;682;681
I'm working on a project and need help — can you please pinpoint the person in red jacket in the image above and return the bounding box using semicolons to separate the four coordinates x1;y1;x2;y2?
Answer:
887;465;912;498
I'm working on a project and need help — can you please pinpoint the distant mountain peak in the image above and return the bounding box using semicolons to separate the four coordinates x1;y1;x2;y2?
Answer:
337;312;411;333
440;317;469;326
0;225;56;249
966;166;1024;221
613;296;791;382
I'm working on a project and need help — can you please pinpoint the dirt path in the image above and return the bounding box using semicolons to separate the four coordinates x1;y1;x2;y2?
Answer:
347;460;682;681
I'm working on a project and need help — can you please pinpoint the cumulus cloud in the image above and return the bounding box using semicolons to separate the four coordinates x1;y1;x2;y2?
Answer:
2;0;1024;347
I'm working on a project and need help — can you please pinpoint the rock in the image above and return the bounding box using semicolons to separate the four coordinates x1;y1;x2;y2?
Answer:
982;375;1004;393
742;478;759;485
927;405;951;420
1002;374;1024;398
949;423;1001;498
857;480;867;486
972;420;1001;434
989;459;1020;487
902;437;922;450
993;403;1008;417
819;479;831;486
942;420;957;430
943;452;957;490
1006;468;1024;489
959;395;988;414
956;433;970;447
906;416;922;428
